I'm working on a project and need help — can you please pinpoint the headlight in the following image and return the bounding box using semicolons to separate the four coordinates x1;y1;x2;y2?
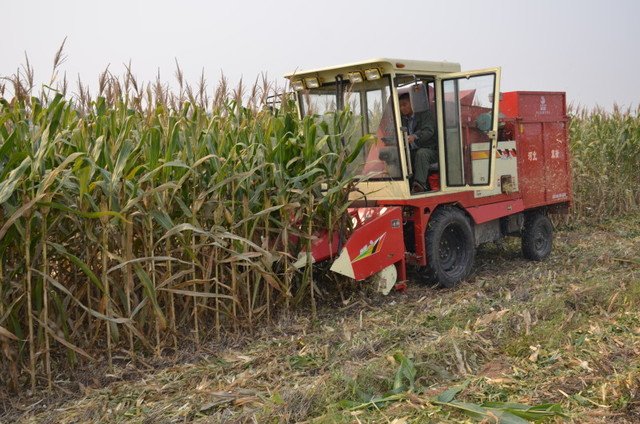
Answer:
347;71;364;84
364;68;382;80
291;80;305;91
304;77;320;89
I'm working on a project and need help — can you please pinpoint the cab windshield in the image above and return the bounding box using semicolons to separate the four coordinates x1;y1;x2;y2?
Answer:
298;76;402;180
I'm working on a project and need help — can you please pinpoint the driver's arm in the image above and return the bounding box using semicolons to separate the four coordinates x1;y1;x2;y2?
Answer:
412;109;437;150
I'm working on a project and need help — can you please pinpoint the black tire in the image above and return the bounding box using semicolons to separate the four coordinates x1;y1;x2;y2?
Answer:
424;207;475;288
521;211;553;261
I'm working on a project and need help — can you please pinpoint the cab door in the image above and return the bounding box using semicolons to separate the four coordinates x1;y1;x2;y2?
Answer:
435;68;501;191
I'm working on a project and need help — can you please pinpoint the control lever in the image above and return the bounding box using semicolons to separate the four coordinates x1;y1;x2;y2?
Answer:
400;126;413;177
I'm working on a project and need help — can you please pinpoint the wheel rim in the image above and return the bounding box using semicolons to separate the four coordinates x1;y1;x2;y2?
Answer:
534;224;552;254
438;224;469;276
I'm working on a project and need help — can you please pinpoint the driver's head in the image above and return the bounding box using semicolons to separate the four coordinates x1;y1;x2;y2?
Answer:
399;93;413;116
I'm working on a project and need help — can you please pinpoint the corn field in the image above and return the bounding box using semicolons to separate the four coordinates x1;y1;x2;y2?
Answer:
0;60;368;392
0;56;638;393
568;105;640;221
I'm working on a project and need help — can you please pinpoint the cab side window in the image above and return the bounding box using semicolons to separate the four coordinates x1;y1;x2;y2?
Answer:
442;74;496;186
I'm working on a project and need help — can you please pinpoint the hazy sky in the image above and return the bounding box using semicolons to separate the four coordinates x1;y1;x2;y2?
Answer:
2;0;638;110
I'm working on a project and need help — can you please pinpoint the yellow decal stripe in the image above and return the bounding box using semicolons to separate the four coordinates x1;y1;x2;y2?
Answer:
471;151;491;160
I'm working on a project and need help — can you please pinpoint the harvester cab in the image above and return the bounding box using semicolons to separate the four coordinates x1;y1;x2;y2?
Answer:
286;59;570;293
287;59;501;199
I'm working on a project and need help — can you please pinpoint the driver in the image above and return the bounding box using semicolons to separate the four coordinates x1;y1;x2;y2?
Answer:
399;93;437;193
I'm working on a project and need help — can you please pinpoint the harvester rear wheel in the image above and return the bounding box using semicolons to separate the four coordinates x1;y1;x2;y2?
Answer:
521;211;553;261
424;207;475;288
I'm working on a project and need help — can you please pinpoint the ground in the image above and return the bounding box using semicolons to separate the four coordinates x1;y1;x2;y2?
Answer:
3;213;640;423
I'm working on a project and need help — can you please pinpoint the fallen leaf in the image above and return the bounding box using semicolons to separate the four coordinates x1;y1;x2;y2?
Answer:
475;309;510;328
0;326;18;341
578;360;593;372
528;345;540;362
486;377;516;384
523;309;532;335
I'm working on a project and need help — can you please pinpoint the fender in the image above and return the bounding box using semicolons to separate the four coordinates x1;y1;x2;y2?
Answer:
330;207;406;281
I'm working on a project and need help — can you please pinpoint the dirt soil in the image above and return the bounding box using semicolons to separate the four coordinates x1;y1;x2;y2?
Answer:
3;214;640;423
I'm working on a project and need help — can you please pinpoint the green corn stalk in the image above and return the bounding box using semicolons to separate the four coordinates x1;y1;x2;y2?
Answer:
0;61;375;391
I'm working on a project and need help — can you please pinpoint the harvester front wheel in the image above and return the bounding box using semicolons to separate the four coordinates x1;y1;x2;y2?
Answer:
521;211;553;261
425;207;475;288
